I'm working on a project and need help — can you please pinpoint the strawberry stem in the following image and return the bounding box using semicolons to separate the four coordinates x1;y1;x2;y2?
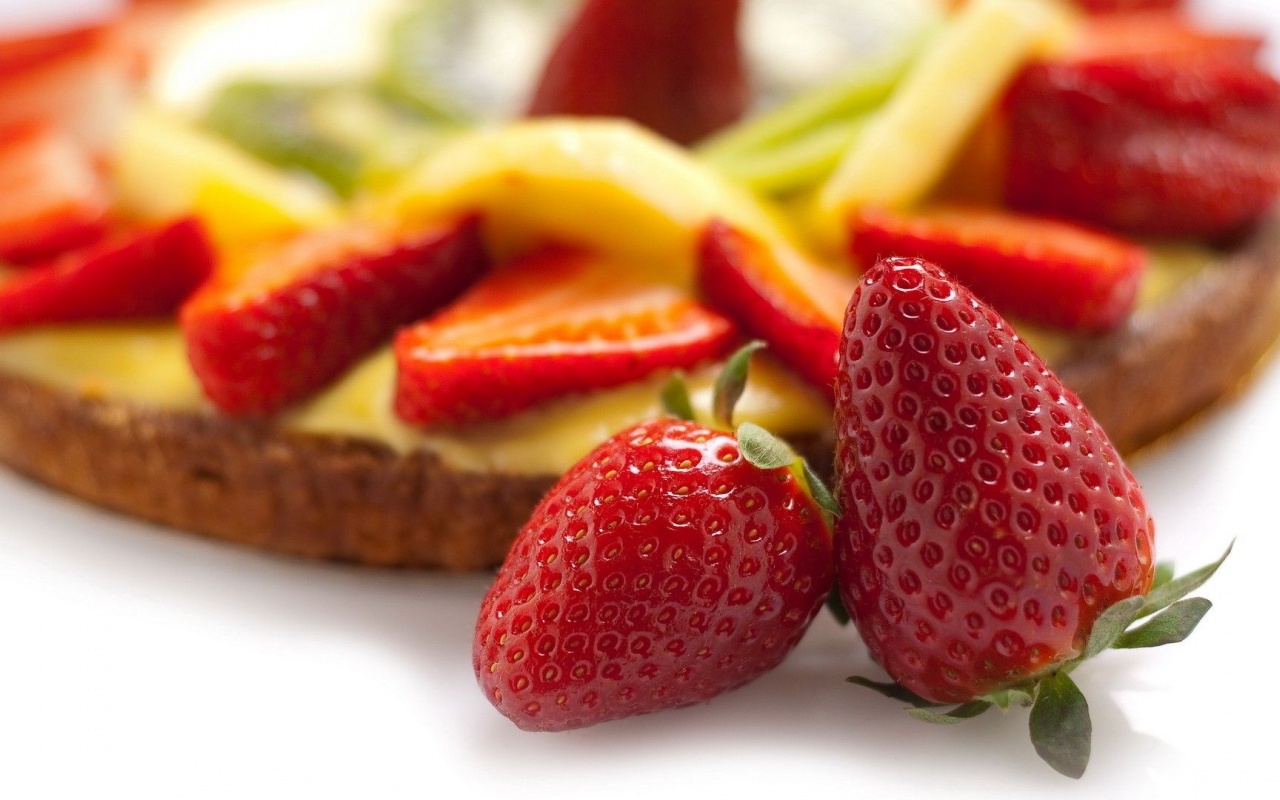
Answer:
712;340;766;427
660;372;696;421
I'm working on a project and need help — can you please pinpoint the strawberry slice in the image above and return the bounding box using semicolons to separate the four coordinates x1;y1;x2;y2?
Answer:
182;217;489;417
697;220;856;397
849;206;1147;332
395;249;738;426
0;123;111;264
1004;54;1280;238
0;217;214;333
1070;0;1183;15
527;0;748;145
1065;12;1263;63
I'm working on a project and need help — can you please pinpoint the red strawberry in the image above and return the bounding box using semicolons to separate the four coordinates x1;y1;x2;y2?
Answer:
527;0;748;145
697;220;856;397
849;205;1147;332
182;217;488;416
396;249;738;426
1065;12;1263;63
0;217;213;333
834;257;1226;777
0;24;129;152
1069;0;1183;16
474;356;834;731
1004;55;1280;238
0;123;111;264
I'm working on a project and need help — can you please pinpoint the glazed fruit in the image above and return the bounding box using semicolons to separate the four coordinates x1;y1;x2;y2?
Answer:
395;248;738;426
834;257;1224;777
0;217;213;333
0;123;110;264
182;216;488;416
849;205;1147;331
1004;48;1280;238
474;356;834;731
697;220;855;396
528;0;747;145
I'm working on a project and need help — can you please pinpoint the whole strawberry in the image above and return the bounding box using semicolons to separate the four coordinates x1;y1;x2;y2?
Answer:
834;257;1227;777
474;348;834;731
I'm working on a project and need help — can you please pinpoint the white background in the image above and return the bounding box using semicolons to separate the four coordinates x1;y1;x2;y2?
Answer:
2;1;1278;798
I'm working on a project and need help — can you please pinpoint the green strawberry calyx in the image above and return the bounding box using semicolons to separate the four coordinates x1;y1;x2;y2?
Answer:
661;340;841;521
848;542;1233;779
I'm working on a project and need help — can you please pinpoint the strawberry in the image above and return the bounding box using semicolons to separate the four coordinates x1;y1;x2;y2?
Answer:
834;257;1227;777
1065;12;1264;63
396;249;738;426
527;0;748;145
1069;0;1182;15
0;217;213;333
474;348;834;731
0;123;111;264
182;217;488;416
697;220;856;397
849;205;1147;332
1004;54;1280;238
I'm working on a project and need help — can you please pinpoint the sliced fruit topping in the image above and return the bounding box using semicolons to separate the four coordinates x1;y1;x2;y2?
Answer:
834;256;1225;777
474;346;833;731
816;0;1067;234
1004;42;1280;238
0;218;214;334
182;216;489;417
0;20;129;152
1069;0;1183;15
395;248;738;427
1064;11;1264;63
849;205;1147;331
698;220;855;396
114;108;341;253
0;123;110;264
528;0;748;146
380;119;790;289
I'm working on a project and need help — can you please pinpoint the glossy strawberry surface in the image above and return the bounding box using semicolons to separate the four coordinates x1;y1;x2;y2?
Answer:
527;0;747;145
833;258;1156;704
849;206;1146;332
396;249;738;426
475;418;833;731
697;220;855;397
0;217;213;333
183;217;488;416
1004;53;1280;238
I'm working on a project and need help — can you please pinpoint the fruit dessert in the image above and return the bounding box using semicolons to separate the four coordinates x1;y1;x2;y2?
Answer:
0;0;1278;573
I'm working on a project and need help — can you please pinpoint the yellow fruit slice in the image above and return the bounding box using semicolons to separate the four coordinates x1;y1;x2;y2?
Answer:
114;108;341;253
816;0;1073;229
377;119;793;289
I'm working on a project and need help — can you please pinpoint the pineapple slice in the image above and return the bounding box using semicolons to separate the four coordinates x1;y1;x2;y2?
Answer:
114;108;341;253
816;0;1074;231
378;119;794;289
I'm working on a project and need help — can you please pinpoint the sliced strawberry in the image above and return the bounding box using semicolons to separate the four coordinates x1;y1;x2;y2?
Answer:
395;249;738;426
0;24;129;152
0;123;111;264
1065;12;1263;63
1004;56;1280;238
0;24;107;74
0;217;213;333
527;0;748;145
1070;1;1184;16
849;206;1147;331
183;217;489;417
697;220;856;397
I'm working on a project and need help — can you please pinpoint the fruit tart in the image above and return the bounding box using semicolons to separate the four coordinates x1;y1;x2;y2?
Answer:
1;0;1278;570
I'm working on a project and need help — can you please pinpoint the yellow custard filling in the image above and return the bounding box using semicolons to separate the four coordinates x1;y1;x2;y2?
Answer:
0;241;1215;476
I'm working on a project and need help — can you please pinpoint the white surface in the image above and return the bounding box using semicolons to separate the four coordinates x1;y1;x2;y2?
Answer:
4;1;1280;798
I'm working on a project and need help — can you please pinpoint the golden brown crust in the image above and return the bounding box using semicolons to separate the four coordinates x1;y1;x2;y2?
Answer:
1056;215;1280;454
1;215;1279;568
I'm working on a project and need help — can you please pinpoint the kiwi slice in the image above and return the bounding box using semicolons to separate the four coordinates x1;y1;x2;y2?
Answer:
203;81;365;197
